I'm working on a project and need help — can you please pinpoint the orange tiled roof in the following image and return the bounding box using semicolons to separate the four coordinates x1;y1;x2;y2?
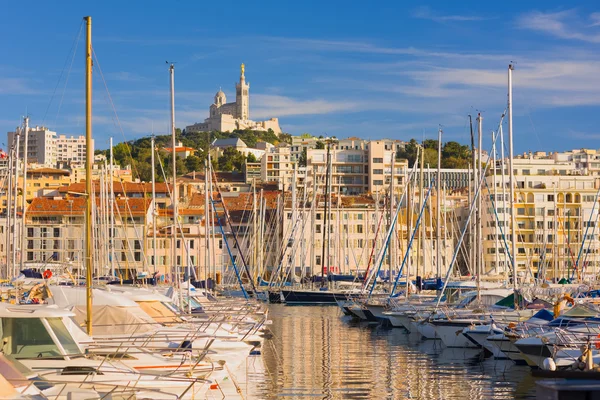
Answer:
59;181;172;195
27;197;152;216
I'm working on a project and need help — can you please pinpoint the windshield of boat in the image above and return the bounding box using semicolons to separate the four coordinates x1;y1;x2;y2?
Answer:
182;297;202;311
0;318;63;359
46;317;80;356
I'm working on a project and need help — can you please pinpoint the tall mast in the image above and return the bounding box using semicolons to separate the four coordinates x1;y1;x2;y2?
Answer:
169;63;183;307
109;137;115;277
6;143;13;279
469;116;475;278
84;15;93;336
389;155;395;286
436;128;442;279
204;159;210;295
499;125;507;280
508;63;518;298
12;131;20;278
476;113;483;304
151;135;157;276
320;142;331;287
20;117;29;272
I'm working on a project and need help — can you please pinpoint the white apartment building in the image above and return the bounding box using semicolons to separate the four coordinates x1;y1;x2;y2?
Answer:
8;126;57;166
7;126;93;167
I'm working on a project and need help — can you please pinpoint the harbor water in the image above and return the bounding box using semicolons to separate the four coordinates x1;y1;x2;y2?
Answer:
257;305;537;399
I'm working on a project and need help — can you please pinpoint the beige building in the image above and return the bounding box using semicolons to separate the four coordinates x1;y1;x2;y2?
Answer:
482;157;600;281
261;145;297;191
306;140;408;196
186;64;281;134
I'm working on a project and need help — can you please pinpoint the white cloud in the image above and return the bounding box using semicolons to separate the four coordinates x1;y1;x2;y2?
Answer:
251;94;362;119
517;10;600;43
0;78;41;95
412;6;485;22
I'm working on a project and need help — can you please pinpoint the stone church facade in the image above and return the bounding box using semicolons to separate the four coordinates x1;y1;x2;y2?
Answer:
186;64;281;134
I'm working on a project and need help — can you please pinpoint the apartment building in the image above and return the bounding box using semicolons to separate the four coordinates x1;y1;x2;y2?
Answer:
281;194;454;278
24;197;152;277
7;126;93;167
482;157;600;280
261;145;296;191
306;140;408;195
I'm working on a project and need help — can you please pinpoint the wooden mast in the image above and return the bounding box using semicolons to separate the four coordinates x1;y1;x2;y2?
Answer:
84;15;93;336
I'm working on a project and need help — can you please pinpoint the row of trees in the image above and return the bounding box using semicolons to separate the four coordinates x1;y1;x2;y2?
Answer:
396;139;471;168
97;128;290;182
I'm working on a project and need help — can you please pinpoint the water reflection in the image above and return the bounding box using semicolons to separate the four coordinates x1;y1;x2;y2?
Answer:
259;305;536;399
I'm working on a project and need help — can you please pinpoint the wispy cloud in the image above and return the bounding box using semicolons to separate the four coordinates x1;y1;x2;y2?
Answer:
517;10;600;43
251;94;362;119
412;6;485;22
0;78;41;95
105;71;147;82
257;36;507;61
567;129;600;140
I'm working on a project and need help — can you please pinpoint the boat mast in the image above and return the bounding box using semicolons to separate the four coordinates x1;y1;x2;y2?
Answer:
20;117;29;272
476;113;483;304
389;155;395;286
508;63;518;300
109;137;115;277
436;128;442;279
84;15;93;336
151;135;157;277
168;63;184;307
468;116;475;277
12;131;20;278
320;141;331;287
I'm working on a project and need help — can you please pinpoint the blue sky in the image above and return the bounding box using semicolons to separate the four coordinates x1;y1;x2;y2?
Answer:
2;1;600;154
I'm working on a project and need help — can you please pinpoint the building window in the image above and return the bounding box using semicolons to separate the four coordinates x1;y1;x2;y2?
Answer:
373;158;383;163
374;180;383;185
373;169;383;175
316;255;321;265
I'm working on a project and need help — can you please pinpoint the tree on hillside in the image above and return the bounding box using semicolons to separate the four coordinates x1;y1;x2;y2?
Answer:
396;139;419;166
315;141;325;150
246;153;257;163
217;147;246;172
185;155;203;172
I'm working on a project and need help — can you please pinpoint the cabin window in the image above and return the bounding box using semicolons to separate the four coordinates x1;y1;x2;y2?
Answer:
46;318;79;355
1;318;60;359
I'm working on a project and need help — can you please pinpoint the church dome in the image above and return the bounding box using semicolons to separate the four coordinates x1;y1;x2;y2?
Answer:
214;89;226;106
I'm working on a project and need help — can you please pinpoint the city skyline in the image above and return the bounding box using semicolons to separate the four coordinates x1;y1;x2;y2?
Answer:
2;1;600;154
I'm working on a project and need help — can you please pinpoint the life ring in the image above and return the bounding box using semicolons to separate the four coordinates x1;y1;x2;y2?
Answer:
42;270;52;279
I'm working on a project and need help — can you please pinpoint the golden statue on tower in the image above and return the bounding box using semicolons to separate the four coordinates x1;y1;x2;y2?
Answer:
241;63;245;76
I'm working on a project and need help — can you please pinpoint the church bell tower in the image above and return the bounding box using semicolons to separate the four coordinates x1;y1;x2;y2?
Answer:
235;63;249;120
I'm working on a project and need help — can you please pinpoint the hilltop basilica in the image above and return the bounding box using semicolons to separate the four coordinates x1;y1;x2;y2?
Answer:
185;64;281;134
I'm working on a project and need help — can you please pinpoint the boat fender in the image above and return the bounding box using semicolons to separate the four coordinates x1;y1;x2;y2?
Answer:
542;358;556;371
595;334;600;350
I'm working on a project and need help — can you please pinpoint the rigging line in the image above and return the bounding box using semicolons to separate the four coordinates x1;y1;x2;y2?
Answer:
91;49;143;182
42;20;84;126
